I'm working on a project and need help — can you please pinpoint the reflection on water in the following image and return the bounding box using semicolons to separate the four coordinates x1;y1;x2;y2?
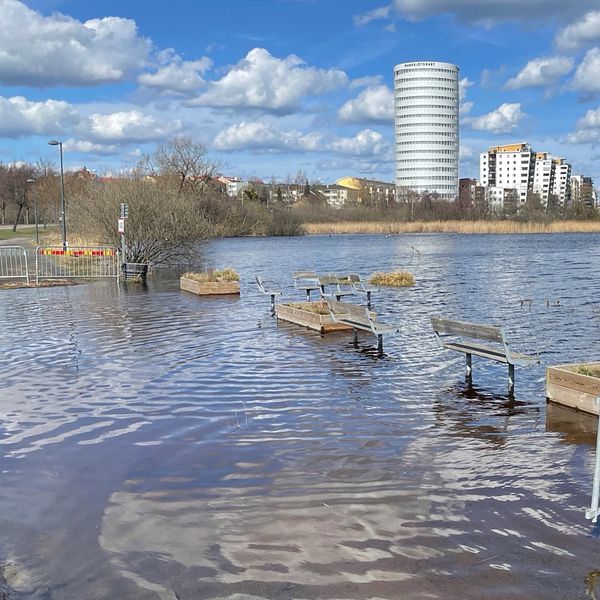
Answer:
1;233;600;599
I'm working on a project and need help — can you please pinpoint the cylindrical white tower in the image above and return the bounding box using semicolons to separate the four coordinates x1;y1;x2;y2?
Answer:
394;61;459;201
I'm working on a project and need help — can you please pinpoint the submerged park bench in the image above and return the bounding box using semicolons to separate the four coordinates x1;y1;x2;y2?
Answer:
327;299;397;355
255;275;282;314
431;316;539;396
318;274;355;301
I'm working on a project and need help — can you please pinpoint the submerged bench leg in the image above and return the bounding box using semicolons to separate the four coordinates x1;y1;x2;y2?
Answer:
270;293;276;314
377;334;383;356
508;364;515;397
465;353;473;387
353;328;359;347
306;289;311;301
366;291;371;308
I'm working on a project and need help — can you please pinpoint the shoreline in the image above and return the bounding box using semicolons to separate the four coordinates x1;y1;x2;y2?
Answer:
303;220;600;235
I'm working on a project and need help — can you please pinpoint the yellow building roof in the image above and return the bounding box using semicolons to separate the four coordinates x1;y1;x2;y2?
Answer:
488;143;529;153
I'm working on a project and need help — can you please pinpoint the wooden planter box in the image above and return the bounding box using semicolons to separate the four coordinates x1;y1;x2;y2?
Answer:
546;363;600;415
276;302;352;334
180;276;240;296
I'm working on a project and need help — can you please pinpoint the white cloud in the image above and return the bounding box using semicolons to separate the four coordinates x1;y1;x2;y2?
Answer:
213;122;390;158
356;0;598;25
350;75;384;89
63;139;119;155
571;47;600;92
0;0;150;86
566;105;600;143
329;129;390;157
338;85;394;124
504;56;574;89
463;103;524;133
85;110;183;143
192;48;348;113
353;5;392;26
138;56;212;94
213;121;323;152
459;77;474;115
555;11;600;51
0;95;79;137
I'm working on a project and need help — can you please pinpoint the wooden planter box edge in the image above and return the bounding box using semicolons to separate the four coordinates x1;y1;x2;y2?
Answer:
180;276;240;296
546;363;600;416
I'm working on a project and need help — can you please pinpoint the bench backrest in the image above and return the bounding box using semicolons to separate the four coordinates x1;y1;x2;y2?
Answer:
328;299;369;320
431;317;505;344
318;275;338;286
293;271;316;280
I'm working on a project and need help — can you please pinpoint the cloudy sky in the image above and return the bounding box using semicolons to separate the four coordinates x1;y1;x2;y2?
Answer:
2;0;600;183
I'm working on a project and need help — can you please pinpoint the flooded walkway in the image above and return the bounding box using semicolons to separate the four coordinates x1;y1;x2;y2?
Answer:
1;233;599;599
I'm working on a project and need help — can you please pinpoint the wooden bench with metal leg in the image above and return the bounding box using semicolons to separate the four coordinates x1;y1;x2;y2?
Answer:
327;299;397;355
431;316;538;396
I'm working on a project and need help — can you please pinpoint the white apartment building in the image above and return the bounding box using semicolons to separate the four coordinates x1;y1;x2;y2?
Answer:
480;143;572;206
480;143;533;204
532;153;553;204
394;60;459;200
551;158;571;205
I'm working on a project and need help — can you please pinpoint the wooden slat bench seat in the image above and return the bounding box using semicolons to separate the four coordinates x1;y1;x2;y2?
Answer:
431;316;538;396
328;299;397;355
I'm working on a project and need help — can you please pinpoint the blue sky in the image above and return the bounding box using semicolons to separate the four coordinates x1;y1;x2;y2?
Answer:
2;0;600;183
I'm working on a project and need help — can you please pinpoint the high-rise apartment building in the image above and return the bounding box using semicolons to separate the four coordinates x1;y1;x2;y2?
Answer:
394;61;459;201
480;143;572;207
480;143;534;204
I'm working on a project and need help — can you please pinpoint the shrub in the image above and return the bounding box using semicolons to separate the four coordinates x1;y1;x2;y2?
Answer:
369;271;415;287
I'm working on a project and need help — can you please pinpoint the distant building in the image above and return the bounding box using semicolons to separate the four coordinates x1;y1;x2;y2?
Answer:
571;175;596;207
486;186;519;213
458;178;485;206
314;184;358;208
336;177;396;206
480;143;534;205
480;143;572;207
394;60;459;201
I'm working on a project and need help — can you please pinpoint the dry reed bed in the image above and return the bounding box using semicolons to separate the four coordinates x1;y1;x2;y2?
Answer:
304;220;600;235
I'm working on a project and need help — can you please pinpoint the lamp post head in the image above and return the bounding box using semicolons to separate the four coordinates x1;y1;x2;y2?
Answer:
48;140;61;146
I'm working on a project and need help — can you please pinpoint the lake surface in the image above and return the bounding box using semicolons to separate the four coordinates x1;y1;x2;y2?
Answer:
1;233;600;599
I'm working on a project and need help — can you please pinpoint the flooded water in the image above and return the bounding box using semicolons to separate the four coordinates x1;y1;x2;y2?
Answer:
1;233;600;599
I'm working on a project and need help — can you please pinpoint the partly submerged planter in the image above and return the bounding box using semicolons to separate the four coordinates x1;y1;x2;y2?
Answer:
180;276;240;296
276;301;353;334
546;363;600;415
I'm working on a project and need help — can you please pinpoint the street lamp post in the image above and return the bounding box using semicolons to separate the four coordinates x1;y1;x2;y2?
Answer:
26;178;39;245
48;140;66;251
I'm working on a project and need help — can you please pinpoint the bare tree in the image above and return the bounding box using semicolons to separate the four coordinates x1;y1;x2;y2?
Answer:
140;137;221;195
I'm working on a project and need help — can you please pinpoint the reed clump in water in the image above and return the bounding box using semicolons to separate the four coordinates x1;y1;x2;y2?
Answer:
181;268;239;282
304;220;600;235
369;271;415;287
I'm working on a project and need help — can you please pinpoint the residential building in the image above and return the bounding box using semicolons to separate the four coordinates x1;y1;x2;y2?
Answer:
486;186;519;213
480;143;534;205
314;184;359;208
481;143;572;207
551;158;571;205
571;175;596;207
458;178;485;206
394;60;459;201
336;177;396;206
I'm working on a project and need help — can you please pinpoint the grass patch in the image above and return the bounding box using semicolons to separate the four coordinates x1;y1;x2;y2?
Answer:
284;301;331;315
182;268;239;282
369;271;415;287
0;227;37;240
574;365;600;378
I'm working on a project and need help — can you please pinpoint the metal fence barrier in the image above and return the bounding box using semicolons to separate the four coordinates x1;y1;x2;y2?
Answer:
0;246;30;284
35;246;120;283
